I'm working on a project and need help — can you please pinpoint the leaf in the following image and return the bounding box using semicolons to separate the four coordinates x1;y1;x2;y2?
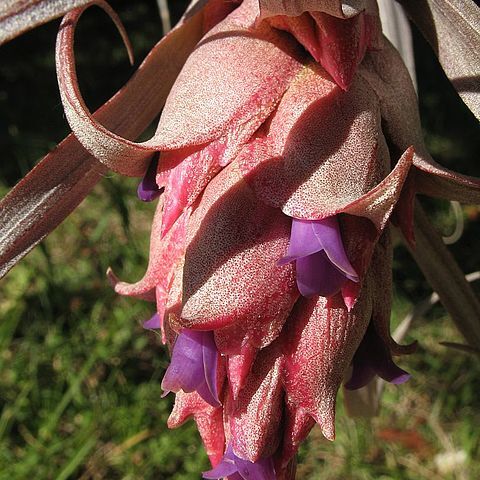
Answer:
0;0;92;45
440;341;480;355
56;1;156;177
398;0;480;119
378;0;416;85
0;7;205;279
404;202;480;348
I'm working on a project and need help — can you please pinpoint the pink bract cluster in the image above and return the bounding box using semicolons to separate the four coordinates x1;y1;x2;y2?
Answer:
95;0;480;478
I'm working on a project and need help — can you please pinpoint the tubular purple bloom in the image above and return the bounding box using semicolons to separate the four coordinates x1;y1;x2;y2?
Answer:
137;155;162;202
203;445;276;480
162;330;220;407
345;323;411;390
279;216;358;297
143;313;161;330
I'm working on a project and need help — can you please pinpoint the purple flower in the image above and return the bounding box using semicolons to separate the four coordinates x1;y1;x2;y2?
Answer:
345;323;411;390
203;445;276;480
162;330;220;407
279;216;359;298
143;313;161;330
137;155;162;202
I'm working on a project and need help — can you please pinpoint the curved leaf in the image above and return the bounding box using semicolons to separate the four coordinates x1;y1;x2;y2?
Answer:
0;7;205;278
405;203;480;348
0;0;91;45
398;0;480;119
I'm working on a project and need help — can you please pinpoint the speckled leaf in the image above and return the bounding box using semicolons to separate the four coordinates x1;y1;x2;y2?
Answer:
398;0;480;119
0;0;91;45
240;63;413;230
360;40;480;205
282;290;372;441
168;391;225;466
107;206;189;302
256;0;376;19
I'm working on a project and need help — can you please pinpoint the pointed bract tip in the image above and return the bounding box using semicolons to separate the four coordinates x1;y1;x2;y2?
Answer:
106;267;119;287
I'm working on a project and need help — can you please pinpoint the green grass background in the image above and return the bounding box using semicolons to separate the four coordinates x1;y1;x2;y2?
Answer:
0;1;479;478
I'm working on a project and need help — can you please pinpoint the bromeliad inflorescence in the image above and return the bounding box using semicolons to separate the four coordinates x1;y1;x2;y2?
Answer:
1;0;480;479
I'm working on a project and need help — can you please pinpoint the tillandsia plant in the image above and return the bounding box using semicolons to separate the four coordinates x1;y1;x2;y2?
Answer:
1;0;480;478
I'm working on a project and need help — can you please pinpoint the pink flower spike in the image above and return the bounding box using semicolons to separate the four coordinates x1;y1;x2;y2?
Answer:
279;217;358;298
162;330;220;407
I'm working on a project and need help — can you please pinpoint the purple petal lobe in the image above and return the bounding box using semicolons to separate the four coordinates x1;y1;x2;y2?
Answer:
344;363;375;390
279;216;357;298
143;313;161;330
235;455;276;480
278;218;323;265
296;250;348;297
202;331;221;406
161;330;205;394
161;330;220;407
137;156;162;202
377;361;411;385
203;446;276;480
345;323;411;390
203;459;238;479
311;217;358;281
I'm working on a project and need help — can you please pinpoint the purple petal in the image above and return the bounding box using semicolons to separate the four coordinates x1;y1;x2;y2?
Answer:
203;458;238;479
234;455;276;480
278;218;323;265
344;363;376;390
311;216;358;281
203;446;276;480
161;330;221;407
143;313;161;330
345;323;410;390
296;250;349;297
137;156;162;202
376;360;411;385
161;330;205;394
202;331;221;406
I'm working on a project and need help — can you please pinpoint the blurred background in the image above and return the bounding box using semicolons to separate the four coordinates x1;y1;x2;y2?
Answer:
0;1;479;478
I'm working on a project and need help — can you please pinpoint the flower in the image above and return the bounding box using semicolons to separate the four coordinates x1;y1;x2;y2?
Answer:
161;330;221;407
143;312;161;329
345;322;411;390
278;216;359;298
203;445;276;480
137;155;162;202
